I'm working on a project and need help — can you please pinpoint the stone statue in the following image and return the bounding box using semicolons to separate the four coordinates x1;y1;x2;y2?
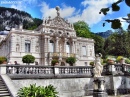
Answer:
93;53;103;77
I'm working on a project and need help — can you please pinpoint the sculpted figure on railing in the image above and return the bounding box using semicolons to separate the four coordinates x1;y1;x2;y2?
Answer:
93;53;103;77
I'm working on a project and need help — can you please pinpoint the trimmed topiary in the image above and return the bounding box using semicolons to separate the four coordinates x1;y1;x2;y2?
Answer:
22;54;35;65
66;57;76;66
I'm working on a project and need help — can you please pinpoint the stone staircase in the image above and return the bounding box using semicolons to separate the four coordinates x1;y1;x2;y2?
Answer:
0;76;12;97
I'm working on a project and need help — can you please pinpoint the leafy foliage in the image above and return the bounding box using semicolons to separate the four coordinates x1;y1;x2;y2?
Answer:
104;19;122;29
17;84;58;97
100;0;130;29
125;0;130;7
90;61;94;66
125;58;130;64
91;34;105;57
66;57;76;66
73;21;91;38
103;30;130;57
51;59;59;66
22;55;35;65
0;56;7;64
116;56;124;62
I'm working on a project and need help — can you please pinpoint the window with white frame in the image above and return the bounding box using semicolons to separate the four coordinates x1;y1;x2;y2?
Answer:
66;42;70;53
82;46;87;56
49;40;54;52
25;40;31;52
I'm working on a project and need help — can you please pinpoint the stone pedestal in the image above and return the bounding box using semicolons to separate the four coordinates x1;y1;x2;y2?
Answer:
93;77;107;97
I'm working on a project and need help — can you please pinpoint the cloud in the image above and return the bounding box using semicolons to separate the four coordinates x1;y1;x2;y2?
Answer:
40;0;118;27
40;2;76;19
10;0;38;11
118;17;129;30
11;2;26;11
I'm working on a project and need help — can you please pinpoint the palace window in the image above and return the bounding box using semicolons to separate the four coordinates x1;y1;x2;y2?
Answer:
49;40;54;52
25;40;31;52
82;46;87;56
66;42;70;53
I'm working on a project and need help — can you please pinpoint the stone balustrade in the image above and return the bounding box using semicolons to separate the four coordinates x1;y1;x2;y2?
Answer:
4;65;93;79
0;64;130;79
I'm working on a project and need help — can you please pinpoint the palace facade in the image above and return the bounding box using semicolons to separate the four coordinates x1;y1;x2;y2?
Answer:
0;7;95;66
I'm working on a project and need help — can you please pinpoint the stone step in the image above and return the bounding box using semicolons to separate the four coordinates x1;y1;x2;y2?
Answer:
0;93;10;96
0;88;8;91
0;76;11;97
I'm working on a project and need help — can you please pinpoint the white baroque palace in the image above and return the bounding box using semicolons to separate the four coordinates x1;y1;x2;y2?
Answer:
0;7;95;66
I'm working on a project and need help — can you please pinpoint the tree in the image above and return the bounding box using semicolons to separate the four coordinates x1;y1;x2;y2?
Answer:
73;21;92;38
66;57;76;66
100;0;130;30
103;30;130;57
17;84;58;97
91;34;105;57
0;56;7;64
22;55;35;65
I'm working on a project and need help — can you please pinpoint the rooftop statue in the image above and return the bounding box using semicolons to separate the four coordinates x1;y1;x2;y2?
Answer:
93;53;103;77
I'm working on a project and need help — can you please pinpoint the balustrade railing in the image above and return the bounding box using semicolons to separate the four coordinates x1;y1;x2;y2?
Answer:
5;65;93;78
6;65;54;75
1;64;130;79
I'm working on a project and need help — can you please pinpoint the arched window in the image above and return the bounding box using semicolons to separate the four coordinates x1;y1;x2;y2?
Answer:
49;40;54;52
66;42;70;53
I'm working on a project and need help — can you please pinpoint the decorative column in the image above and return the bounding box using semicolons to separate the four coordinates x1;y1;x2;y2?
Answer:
55;37;59;52
20;36;24;52
71;41;74;53
72;40;76;53
64;38;67;53
44;36;49;66
10;35;16;52
44;37;48;53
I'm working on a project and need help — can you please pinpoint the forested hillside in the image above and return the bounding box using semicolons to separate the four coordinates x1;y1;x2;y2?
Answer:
0;7;42;31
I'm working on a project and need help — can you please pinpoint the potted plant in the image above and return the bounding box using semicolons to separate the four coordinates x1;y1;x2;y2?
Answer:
66;57;76;66
0;56;7;64
51;59;59;66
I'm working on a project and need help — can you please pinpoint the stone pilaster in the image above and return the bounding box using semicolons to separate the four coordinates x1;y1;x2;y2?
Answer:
20;36;24;52
72;40;76;53
44;37;48;53
55;37;59;52
10;35;16;51
64;38;67;53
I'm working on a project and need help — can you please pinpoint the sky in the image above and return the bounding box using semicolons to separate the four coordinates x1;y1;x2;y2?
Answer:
0;0;130;33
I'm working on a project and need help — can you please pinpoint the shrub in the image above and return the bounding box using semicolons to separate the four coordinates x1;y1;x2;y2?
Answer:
116;56;124;62
125;58;130;64
51;59;59;66
17;84;58;97
66;57;76;66
105;55;116;64
22;55;35;65
90;61;94;66
0;56;7;64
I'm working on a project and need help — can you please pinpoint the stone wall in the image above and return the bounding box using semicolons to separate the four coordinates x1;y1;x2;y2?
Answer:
12;78;93;97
